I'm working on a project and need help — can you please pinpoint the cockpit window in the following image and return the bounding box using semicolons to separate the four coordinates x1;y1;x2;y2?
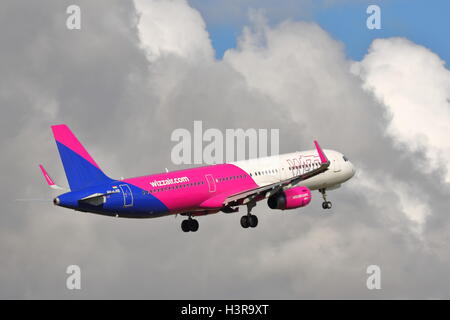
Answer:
343;155;349;162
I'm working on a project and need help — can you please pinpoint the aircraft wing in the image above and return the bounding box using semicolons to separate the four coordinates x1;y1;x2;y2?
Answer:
223;140;330;206
78;191;118;206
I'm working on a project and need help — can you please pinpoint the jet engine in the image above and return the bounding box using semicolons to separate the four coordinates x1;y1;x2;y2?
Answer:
267;186;311;210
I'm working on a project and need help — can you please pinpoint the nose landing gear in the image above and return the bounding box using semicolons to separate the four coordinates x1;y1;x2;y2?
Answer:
319;188;332;210
322;201;332;209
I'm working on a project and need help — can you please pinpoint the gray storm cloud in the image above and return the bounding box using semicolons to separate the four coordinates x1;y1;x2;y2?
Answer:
0;0;449;298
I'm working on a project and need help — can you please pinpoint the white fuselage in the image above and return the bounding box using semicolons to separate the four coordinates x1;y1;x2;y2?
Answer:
231;149;355;191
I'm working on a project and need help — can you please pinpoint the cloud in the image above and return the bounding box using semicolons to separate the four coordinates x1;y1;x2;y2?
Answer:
0;0;449;299
135;0;214;62
352;37;450;182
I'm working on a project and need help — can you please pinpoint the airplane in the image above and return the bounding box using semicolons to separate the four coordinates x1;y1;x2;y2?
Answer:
40;124;355;232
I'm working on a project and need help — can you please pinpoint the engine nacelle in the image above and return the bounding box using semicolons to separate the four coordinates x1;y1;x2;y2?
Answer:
267;186;311;210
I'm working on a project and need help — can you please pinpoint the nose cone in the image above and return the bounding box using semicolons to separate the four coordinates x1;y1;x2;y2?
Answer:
348;161;356;179
53;197;60;206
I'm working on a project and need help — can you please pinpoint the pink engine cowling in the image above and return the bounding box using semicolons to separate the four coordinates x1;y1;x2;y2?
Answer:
267;186;312;210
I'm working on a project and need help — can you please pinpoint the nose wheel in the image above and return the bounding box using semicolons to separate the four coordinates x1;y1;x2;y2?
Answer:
241;201;258;228
319;188;332;210
322;201;332;209
181;217;199;232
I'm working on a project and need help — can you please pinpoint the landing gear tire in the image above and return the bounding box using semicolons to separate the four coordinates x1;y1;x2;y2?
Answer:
181;219;190;232
248;215;258;228
322;201;332;209
240;215;249;228
241;214;258;228
190;219;199;232
319;189;332;210
181;218;199;232
241;201;258;229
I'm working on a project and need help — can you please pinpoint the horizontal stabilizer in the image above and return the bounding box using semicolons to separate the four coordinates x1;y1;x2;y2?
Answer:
39;164;65;190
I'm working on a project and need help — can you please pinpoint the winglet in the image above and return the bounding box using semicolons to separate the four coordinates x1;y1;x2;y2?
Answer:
39;164;64;190
313;140;328;164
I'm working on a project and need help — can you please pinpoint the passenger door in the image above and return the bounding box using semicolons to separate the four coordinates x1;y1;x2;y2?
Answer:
119;184;134;207
205;174;216;193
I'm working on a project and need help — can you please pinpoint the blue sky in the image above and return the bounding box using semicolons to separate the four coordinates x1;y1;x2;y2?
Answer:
190;0;450;65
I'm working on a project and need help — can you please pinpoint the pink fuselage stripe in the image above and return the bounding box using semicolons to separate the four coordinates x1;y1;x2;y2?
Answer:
123;164;259;212
52;125;100;169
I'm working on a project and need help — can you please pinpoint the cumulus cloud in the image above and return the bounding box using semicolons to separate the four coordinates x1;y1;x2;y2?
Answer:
0;0;449;299
135;0;214;62
352;38;450;182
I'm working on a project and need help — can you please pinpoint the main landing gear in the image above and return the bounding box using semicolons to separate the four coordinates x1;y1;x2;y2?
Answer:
319;188;332;210
181;216;199;232
240;201;258;229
